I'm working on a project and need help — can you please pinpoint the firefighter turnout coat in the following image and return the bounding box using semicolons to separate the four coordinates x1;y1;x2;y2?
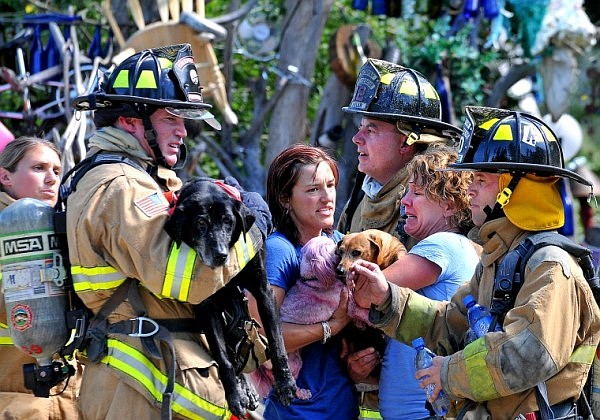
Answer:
337;167;409;242
368;217;600;418
66;127;263;419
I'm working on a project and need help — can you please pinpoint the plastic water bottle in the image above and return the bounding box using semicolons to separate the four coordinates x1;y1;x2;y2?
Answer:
463;295;501;339
412;337;450;416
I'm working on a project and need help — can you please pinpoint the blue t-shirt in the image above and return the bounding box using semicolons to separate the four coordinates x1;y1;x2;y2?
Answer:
379;232;479;419
263;230;359;420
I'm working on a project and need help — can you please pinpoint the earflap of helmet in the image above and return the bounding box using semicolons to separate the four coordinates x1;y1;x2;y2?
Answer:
499;173;564;231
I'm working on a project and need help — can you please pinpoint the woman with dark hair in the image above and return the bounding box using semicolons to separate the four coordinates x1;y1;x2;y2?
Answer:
262;143;360;419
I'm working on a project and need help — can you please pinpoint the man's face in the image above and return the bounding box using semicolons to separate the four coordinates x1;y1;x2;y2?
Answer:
351;117;415;184
468;172;502;227
148;109;187;167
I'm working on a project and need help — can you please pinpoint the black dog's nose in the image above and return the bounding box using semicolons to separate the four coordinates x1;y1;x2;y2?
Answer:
213;253;228;266
336;265;347;282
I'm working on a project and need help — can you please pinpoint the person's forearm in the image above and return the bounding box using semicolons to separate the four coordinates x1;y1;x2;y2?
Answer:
281;316;346;352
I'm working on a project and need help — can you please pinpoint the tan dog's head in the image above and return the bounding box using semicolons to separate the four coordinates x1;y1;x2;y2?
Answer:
336;229;407;281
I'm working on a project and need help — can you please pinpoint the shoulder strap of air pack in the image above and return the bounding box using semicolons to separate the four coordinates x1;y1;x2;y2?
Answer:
490;231;599;329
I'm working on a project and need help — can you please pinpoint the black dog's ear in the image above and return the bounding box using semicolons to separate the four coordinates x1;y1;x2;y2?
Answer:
229;200;256;248
164;207;186;245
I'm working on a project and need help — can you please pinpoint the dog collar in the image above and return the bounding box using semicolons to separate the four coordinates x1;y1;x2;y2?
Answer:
213;180;242;201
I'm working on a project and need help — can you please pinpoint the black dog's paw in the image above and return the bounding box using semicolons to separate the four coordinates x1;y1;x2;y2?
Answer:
240;374;260;412
273;369;298;406
227;390;248;419
227;376;259;418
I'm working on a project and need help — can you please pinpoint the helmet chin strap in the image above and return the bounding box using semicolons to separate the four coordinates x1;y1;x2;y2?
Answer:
140;112;171;169
483;173;523;223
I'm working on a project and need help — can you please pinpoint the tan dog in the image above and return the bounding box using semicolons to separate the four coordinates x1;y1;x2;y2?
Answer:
336;229;407;278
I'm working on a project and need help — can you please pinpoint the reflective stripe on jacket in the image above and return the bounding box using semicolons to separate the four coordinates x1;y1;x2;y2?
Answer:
100;338;232;420
72;231;258;299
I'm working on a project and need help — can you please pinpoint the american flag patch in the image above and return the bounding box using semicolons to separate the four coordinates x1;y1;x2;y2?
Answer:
134;192;169;217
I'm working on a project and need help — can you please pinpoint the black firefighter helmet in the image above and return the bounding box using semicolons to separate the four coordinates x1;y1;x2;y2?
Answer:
74;43;220;130
450;106;592;231
451;106;590;186
342;58;462;144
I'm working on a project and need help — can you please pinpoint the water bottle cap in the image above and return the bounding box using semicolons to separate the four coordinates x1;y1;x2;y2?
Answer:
463;294;476;307
412;337;425;349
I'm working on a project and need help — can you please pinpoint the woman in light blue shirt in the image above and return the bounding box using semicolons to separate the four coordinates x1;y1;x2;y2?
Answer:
378;145;480;419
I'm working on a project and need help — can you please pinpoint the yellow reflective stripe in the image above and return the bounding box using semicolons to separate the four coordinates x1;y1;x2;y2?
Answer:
163;242;197;300
492;124;513;141
479;118;499;130
399;79;418;96
112;69;129;88
233;231;257;271
380;73;394;85
422;82;440;100
136;70;158;89
101;339;230;419
157;57;173;69
464;338;499;400
394;293;438;344
541;126;558;143
570;344;596;365
0;325;13;345
71;265;126;292
359;407;383;419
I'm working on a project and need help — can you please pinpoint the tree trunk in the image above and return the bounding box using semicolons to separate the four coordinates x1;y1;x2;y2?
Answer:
265;0;335;166
310;73;356;219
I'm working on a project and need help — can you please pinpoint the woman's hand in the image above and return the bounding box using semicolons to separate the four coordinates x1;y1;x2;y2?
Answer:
346;259;390;308
341;341;381;385
329;287;351;335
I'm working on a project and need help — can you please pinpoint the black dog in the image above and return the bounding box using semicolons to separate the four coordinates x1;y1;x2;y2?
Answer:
164;177;296;417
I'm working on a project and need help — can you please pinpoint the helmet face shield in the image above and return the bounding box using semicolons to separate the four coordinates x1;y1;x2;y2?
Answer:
165;107;222;130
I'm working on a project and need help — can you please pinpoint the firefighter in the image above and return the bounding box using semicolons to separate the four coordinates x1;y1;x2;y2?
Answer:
348;106;600;418
337;58;463;243
69;44;269;419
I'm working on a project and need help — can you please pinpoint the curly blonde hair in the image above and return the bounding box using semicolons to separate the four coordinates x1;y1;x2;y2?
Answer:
406;144;474;235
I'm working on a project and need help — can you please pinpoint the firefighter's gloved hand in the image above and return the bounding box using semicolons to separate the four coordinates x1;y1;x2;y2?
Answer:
224;176;273;237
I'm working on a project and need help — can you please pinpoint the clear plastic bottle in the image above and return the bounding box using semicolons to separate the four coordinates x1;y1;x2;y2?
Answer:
412;337;450;416
463;294;501;340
